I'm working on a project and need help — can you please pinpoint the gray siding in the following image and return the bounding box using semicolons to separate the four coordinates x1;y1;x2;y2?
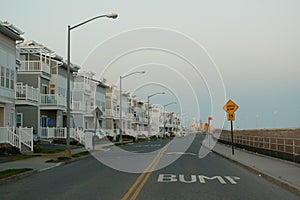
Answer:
16;106;39;131
17;74;39;88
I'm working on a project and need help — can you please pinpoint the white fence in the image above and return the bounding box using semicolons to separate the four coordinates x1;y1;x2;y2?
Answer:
0;127;33;151
218;134;300;156
39;127;81;142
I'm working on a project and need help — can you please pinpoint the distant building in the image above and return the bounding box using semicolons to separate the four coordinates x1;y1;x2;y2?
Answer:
72;71;107;130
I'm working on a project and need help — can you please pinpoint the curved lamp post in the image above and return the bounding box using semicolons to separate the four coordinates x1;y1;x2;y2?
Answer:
65;13;118;157
119;71;145;142
147;92;165;137
163;102;177;137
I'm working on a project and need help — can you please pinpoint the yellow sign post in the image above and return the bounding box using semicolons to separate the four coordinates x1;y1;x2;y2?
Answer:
223;99;239;118
227;113;235;121
223;99;239;155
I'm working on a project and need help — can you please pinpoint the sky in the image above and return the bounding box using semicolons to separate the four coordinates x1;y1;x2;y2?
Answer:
1;0;300;129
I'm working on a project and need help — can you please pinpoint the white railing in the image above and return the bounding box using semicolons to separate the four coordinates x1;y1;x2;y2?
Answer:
73;82;91;92
18;127;33;151
75;129;85;145
39;127;80;141
136;131;148;138
15;83;39;102
103;129;116;137
0;127;19;148
19;60;51;74
40;127;66;138
124;129;135;137
0;127;33;151
218;134;300;156
40;94;66;107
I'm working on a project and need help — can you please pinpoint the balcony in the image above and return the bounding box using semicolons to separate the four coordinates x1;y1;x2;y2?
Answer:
73;82;91;93
40;94;66;108
15;83;39;105
19;60;51;75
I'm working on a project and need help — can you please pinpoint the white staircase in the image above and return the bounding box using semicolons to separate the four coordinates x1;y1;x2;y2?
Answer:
0;127;34;152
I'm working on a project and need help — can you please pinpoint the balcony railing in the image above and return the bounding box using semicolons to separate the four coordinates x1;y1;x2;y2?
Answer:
40;94;66;107
15;83;39;103
73;82;91;92
19;60;51;74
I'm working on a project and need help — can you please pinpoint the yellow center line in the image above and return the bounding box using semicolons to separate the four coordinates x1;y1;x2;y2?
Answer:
121;141;171;200
130;142;170;200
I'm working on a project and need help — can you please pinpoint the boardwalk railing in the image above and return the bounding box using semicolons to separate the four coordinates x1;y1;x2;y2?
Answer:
217;133;300;162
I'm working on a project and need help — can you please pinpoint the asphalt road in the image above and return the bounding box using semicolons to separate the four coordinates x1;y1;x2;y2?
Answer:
0;135;299;200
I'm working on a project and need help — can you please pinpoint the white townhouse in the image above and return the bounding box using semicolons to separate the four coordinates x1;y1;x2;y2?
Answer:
104;87;135;138
0;21;23;128
72;71;107;130
16;40;79;133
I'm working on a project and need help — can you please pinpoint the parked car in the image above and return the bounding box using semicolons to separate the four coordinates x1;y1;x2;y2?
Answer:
168;131;175;137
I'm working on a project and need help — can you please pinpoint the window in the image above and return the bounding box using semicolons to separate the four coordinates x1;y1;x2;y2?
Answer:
0;66;4;87
6;68;9;88
16;113;23;127
10;69;14;89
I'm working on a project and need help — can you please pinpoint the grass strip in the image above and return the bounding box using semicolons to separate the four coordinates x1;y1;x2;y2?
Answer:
0;168;33;179
72;151;90;158
0;154;40;161
45;157;71;163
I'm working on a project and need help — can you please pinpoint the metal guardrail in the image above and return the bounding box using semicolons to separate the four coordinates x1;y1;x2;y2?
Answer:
218;134;300;156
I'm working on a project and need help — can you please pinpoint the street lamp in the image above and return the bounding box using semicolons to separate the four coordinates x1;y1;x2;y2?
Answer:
163;102;177;137
65;13;118;157
147;92;165;137
119;71;145;142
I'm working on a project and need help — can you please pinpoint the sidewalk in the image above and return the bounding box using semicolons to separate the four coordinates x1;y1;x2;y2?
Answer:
208;141;300;195
0;147;87;173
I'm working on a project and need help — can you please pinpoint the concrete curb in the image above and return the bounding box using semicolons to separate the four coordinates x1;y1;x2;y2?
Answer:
0;169;38;185
0;153;92;184
204;143;300;196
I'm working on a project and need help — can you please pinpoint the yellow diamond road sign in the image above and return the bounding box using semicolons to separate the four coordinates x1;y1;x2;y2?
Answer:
223;99;239;114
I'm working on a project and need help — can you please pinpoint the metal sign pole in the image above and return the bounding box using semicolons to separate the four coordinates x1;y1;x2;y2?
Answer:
231;120;234;155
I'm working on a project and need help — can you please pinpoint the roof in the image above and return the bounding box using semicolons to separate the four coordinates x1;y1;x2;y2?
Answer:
0;20;23;41
18;40;61;59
